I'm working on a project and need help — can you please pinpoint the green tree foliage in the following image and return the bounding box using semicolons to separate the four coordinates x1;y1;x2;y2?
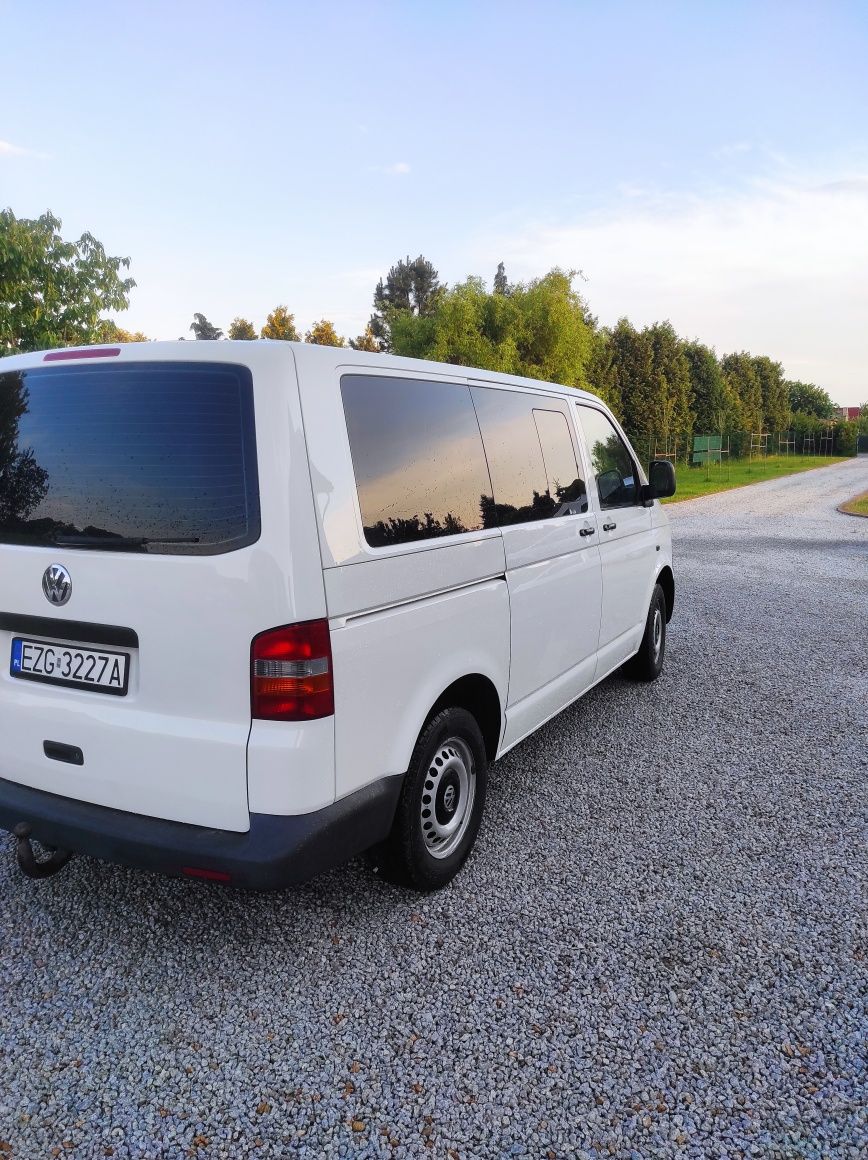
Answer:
349;325;380;352
585;329;621;416
721;352;763;432
493;261;509;296
97;320;148;343
305;319;345;347
228;317;257;340
684;341;730;432
607;321;692;456
369;254;443;351
0;208;135;354
391;268;594;389
646;321;694;452
260;306;300;342
512;271;594;386
190;313;222;340
752;355;790;431
787;380;837;419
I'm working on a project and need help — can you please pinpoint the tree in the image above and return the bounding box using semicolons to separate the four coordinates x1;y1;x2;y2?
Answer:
260;306;300;342
510;270;594;387
305;319;344;347
389;268;594;390
585;328;621;416
752;355;790;432
602;319;653;446
349;325;380;352
369;254;443;351
0;208;135;354
493;261;509;295
645;321;693;453
684;341;729;432
606;320;692;457
190;313;222;340
228;317;257;340
97;320;148;343
787;380;837;419
721;352;763;432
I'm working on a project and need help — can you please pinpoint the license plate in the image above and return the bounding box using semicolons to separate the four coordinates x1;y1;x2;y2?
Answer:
10;638;129;696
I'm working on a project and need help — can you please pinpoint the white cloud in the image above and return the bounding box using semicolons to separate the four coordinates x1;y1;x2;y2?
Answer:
382;161;411;175
711;141;753;160
479;173;868;404
0;138;46;159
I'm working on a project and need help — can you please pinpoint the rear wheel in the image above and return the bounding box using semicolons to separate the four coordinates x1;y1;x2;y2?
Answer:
372;707;488;891
625;583;667;682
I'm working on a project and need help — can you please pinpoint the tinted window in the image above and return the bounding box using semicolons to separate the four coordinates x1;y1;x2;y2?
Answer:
0;362;260;554
576;406;639;508
341;375;492;548
533;409;587;514
471;387;583;525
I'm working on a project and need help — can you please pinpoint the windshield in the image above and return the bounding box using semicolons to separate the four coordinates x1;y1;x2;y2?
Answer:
0;360;260;554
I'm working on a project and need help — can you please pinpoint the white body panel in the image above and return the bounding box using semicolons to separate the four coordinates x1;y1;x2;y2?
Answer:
329;578;510;798
574;402;659;673
1;339;673;845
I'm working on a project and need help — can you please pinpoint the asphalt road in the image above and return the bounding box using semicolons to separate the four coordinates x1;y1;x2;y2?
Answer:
1;458;866;1159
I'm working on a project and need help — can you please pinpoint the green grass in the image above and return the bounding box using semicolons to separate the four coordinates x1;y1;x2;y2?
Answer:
661;455;849;503
839;489;868;517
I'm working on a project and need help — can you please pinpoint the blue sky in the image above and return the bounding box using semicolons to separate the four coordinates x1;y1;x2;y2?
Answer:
2;0;867;403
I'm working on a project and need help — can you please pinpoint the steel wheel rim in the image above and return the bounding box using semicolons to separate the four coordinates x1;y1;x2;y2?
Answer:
652;607;663;659
420;736;476;860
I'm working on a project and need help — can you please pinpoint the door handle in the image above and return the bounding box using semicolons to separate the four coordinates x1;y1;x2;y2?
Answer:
579;527;596;537
602;521;617;531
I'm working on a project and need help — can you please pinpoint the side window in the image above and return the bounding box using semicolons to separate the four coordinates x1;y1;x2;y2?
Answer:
533;409;587;515
340;375;493;548
576;406;639;508
471;387;583;525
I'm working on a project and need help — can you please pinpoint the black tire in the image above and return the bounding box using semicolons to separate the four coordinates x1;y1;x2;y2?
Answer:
371;707;488;891
624;583;667;682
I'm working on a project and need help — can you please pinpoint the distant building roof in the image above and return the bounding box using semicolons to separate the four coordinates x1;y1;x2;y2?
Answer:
840;406;862;421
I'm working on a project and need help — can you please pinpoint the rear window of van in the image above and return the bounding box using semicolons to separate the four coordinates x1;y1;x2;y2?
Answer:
0;361;260;554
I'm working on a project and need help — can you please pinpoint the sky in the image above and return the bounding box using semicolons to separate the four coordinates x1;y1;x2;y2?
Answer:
2;0;867;404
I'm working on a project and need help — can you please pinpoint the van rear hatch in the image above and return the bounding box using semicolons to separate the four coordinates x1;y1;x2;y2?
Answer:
0;356;265;831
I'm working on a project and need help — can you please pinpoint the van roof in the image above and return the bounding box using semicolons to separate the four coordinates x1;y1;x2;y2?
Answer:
0;340;603;404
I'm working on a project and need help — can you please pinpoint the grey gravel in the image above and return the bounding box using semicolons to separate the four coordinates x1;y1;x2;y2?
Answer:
2;458;867;1160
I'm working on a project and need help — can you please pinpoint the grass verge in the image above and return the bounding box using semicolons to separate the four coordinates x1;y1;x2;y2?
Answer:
838;489;868;517
662;455;849;503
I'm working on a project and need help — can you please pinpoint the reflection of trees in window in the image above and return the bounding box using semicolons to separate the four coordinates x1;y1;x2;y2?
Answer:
590;432;629;479
0;373;49;529
365;510;471;548
480;489;561;528
578;406;639;503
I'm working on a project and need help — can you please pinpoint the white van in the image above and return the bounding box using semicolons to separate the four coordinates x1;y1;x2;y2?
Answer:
0;341;675;890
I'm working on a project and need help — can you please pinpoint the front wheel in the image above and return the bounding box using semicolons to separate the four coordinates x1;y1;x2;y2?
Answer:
625;583;667;682
372;707;488;891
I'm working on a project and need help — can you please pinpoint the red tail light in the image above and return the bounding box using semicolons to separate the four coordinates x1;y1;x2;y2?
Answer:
251;619;334;721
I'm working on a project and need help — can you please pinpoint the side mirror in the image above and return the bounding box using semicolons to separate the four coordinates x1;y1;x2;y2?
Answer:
642;459;676;503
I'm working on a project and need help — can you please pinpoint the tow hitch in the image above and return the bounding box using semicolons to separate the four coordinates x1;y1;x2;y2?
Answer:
13;822;74;879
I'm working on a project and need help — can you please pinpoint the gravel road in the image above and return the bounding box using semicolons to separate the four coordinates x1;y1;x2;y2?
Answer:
2;459;866;1160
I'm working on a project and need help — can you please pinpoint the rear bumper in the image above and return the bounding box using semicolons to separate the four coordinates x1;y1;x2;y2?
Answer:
0;774;403;890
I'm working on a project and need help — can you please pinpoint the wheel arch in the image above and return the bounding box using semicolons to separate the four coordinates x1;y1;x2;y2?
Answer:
656;565;675;622
426;674;503;763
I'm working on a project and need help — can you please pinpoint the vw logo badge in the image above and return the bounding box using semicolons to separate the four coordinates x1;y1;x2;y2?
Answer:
443;784;457;814
42;564;72;607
